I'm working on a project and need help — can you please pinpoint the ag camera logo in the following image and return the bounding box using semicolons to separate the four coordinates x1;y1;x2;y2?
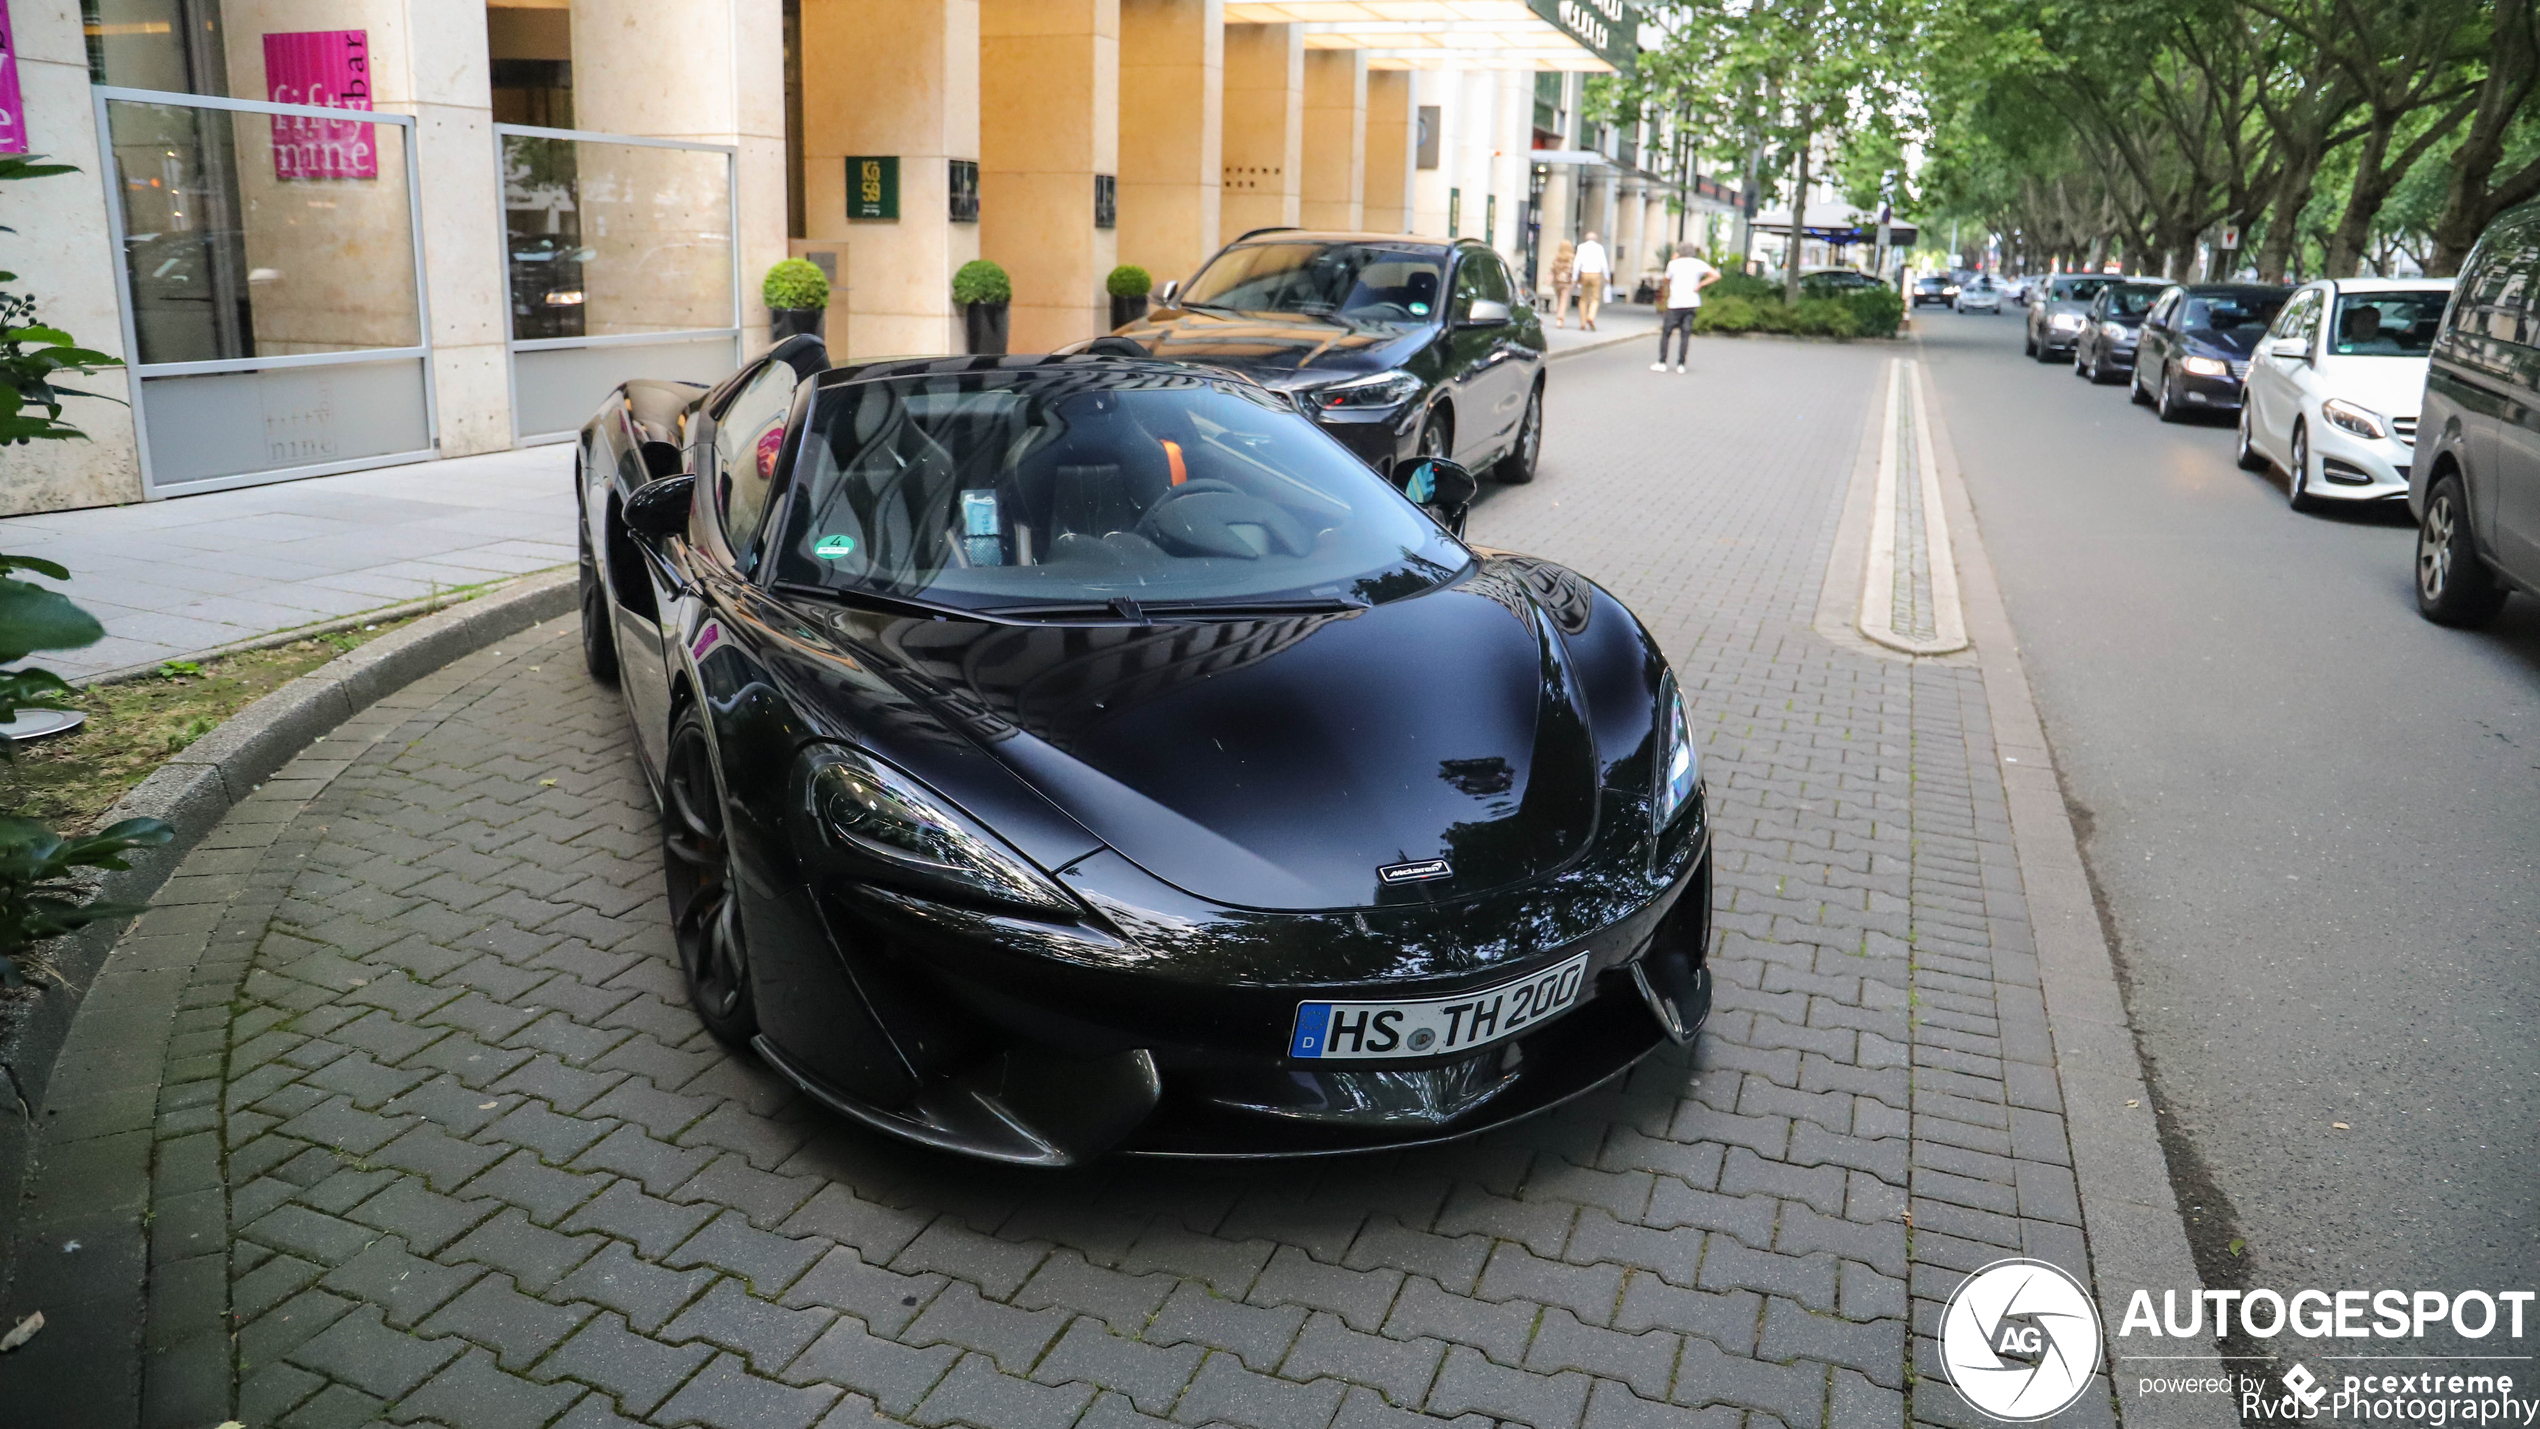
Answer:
1942;1258;2103;1421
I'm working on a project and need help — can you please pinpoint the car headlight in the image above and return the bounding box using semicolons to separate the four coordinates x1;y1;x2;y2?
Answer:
2182;355;2230;377
2321;397;2387;440
2101;321;2127;340
1314;370;1423;411
2050;313;2083;331
1652;674;1701;836
803;746;1073;911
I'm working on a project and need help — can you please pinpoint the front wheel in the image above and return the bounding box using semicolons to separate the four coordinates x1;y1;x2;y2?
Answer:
579;518;619;685
2234;404;2269;472
2287;421;2320;513
2130;365;2153;406
2156;369;2185;423
663;706;757;1045
2416;474;2508;627
2024;331;2037;357
1495;382;1541;485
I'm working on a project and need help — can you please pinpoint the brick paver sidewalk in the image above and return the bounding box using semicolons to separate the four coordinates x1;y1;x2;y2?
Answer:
0;340;2113;1429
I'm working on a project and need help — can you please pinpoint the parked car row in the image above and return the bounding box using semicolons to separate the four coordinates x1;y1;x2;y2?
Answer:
2000;201;2540;631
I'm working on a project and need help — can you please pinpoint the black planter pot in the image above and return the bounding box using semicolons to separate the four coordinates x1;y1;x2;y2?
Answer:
964;301;1010;356
770;307;826;341
1108;293;1149;330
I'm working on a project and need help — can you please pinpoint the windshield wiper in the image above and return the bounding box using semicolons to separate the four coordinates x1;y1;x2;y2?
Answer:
977;594;1368;624
771;581;982;621
1178;299;1244;315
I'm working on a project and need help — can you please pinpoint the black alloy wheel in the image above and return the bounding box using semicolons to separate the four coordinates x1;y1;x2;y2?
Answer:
1417;411;1451;465
2235;404;2269;472
2416;474;2508;627
663;706;757;1044
2130;364;2154;406
2156;368;2185;423
1495;382;1541;485
578;517;619;685
2286;421;2319;513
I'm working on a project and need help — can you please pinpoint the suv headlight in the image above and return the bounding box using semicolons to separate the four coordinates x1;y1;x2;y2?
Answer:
2322;397;2388;439
2182;355;2230;377
1314;370;1423;411
1652;674;1702;836
802;746;1072;911
2050;312;2083;331
2101;321;2127;340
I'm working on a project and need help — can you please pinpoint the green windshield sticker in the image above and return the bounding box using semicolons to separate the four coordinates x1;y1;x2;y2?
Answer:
814;534;856;559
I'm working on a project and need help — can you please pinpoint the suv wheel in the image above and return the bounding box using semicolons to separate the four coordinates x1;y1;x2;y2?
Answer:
2416;474;2509;627
1495;382;1541;485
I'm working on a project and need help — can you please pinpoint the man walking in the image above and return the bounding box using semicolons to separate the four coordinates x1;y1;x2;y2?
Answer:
1574;231;1610;331
1652;242;1720;373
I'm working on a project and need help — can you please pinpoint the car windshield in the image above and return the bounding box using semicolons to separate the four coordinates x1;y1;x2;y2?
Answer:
769;367;1471;612
2104;285;2163;317
2183;294;2286;332
1179;242;1445;321
2053;277;2114;303
2330;291;2447;356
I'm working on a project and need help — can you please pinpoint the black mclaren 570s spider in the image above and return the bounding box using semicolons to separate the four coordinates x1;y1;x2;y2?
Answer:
573;335;1711;1165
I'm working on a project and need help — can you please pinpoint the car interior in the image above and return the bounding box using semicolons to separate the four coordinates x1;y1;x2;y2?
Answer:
770;374;1460;606
2331;296;2445;356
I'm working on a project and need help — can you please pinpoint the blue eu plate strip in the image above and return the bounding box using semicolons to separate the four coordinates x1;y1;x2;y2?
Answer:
1290;1003;1332;1058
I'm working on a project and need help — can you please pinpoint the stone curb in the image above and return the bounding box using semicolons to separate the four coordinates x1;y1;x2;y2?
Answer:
0;569;576;1224
1916;351;2235;1428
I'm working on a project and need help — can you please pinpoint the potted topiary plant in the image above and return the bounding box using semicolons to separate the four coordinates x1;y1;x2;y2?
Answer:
763;258;830;341
1106;264;1152;331
954;259;1011;356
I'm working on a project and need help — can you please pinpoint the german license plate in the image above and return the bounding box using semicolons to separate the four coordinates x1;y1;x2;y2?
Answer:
1289;952;1591;1060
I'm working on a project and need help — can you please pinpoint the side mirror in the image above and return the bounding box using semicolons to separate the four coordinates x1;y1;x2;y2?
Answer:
1399;457;1478;536
1459;298;1512;328
625;472;695;542
1158;278;1180;307
2266;336;2309;362
639;439;685;480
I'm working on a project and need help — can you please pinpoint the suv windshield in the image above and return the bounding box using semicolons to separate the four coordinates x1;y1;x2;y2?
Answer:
769;368;1470;612
2330;291;2446;356
2053;277;2114;303
1181;242;1445;321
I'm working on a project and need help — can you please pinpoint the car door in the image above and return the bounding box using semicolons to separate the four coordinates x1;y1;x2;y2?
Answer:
2447;222;2540;558
2485;229;2540;581
2249;288;2318;461
2141;289;2182;384
1444;254;1509;464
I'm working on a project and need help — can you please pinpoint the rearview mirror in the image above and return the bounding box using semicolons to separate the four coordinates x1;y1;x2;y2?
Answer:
1158;278;1181;307
1460;298;1511;328
625;473;695;542
1399;457;1478;537
2266;336;2309;362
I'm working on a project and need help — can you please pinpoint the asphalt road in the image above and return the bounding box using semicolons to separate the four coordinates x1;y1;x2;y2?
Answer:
1917;306;2540;1362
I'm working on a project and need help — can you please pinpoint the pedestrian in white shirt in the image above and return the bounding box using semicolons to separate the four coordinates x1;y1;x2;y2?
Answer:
1651;243;1720;372
1574;232;1610;331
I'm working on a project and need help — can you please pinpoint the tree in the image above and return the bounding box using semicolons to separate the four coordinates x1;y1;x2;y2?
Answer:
2427;0;2540;274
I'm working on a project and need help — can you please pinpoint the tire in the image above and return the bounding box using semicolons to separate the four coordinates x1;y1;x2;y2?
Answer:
2073;345;2090;378
2130;365;2153;406
2156;368;2185;422
578;515;619;685
663;705;757;1046
2024;331;2037;357
1494;381;1541;485
2234;403;2269;471
2286;421;2320;513
1416;410;1451;465
2417;474;2509;627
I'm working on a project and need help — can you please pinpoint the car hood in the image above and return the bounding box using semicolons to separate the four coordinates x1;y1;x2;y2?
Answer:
846;569;1601;913
1113;308;1426;379
2310;354;2432;417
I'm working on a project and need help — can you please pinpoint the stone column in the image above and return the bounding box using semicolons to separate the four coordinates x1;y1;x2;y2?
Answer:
1299;48;1365;231
801;0;981;357
1221;22;1301;236
1615;178;1644;296
981;0;1119;351
2;0;142;511
1409;69;1452;237
1361;69;1412;234
1118;0;1220;290
574;0;791;357
403;3;510;456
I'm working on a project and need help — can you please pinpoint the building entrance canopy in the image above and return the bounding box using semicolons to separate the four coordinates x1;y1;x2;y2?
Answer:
1224;1;1637;72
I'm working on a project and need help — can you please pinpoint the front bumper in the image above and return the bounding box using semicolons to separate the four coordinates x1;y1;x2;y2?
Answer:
747;797;1713;1164
1308;402;1422;478
2309;416;2417;500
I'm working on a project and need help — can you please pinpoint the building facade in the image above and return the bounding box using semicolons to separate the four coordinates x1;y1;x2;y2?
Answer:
4;0;1676;516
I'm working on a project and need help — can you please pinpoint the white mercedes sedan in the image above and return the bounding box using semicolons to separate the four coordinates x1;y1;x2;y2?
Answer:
2237;277;2454;513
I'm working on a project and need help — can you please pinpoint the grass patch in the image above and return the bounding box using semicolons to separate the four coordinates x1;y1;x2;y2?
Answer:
1;617;417;832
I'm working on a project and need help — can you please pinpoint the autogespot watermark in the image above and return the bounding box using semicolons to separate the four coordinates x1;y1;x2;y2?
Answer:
1942;1264;2540;1423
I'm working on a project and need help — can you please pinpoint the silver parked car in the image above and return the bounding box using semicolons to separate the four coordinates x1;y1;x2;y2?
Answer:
2410;201;2540;626
2025;274;2119;361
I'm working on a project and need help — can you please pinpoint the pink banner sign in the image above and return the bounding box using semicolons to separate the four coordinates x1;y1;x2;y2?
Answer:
0;0;29;157
265;29;377;179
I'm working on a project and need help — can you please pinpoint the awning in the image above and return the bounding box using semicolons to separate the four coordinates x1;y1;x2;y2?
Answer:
1223;1;1638;72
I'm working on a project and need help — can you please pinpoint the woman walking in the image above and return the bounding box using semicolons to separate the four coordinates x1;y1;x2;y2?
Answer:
1547;240;1577;328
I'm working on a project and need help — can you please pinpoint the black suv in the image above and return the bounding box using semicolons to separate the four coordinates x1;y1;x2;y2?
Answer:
2411;200;2540;626
1095;231;1548;485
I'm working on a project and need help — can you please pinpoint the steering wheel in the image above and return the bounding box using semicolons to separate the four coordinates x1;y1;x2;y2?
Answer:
1137;480;1311;558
